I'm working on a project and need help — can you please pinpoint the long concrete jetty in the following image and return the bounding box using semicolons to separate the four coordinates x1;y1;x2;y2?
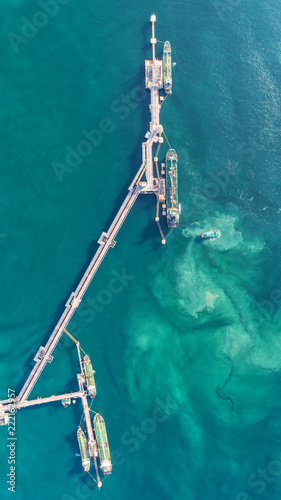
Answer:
0;13;170;492
1;391;83;413
1;13;165;412
17;186;141;403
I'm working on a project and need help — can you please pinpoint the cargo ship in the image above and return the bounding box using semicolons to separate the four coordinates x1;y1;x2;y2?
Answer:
83;355;96;398
93;413;112;475
163;41;172;94
166;149;180;227
77;427;91;472
200;229;221;240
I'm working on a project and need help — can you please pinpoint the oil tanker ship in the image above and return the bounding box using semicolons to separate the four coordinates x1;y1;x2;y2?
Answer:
83;355;96;398
77;426;91;472
166;149;180;227
93;413;112;475
163;41;172;94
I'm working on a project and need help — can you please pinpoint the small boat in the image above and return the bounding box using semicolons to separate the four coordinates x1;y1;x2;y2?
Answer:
61;397;71;407
200;229;221;240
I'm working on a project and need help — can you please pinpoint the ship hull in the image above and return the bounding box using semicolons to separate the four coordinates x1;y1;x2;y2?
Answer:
163;41;172;94
77;427;91;472
165;149;180;227
93;414;112;475
83;355;96;398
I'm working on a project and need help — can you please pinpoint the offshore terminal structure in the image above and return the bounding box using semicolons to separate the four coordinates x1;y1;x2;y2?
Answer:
0;15;179;489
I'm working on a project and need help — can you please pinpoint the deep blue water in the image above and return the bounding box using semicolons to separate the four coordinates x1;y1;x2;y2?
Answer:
1;1;281;499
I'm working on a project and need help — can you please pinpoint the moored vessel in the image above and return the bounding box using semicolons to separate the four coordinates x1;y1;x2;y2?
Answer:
163;41;172;94
77;426;91;472
200;229;221;240
93;413;112;475
166;149;180;227
83;355;96;398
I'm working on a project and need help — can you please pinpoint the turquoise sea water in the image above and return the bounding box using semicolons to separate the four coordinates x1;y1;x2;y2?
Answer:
1;0;281;499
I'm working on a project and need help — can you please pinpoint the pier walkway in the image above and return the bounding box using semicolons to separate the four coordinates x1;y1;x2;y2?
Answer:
1;391;83;413
0;13;165;414
16;183;141;403
0;12;171;491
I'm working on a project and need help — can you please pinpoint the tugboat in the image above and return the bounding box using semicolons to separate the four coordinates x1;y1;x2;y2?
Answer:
200;229;221;240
